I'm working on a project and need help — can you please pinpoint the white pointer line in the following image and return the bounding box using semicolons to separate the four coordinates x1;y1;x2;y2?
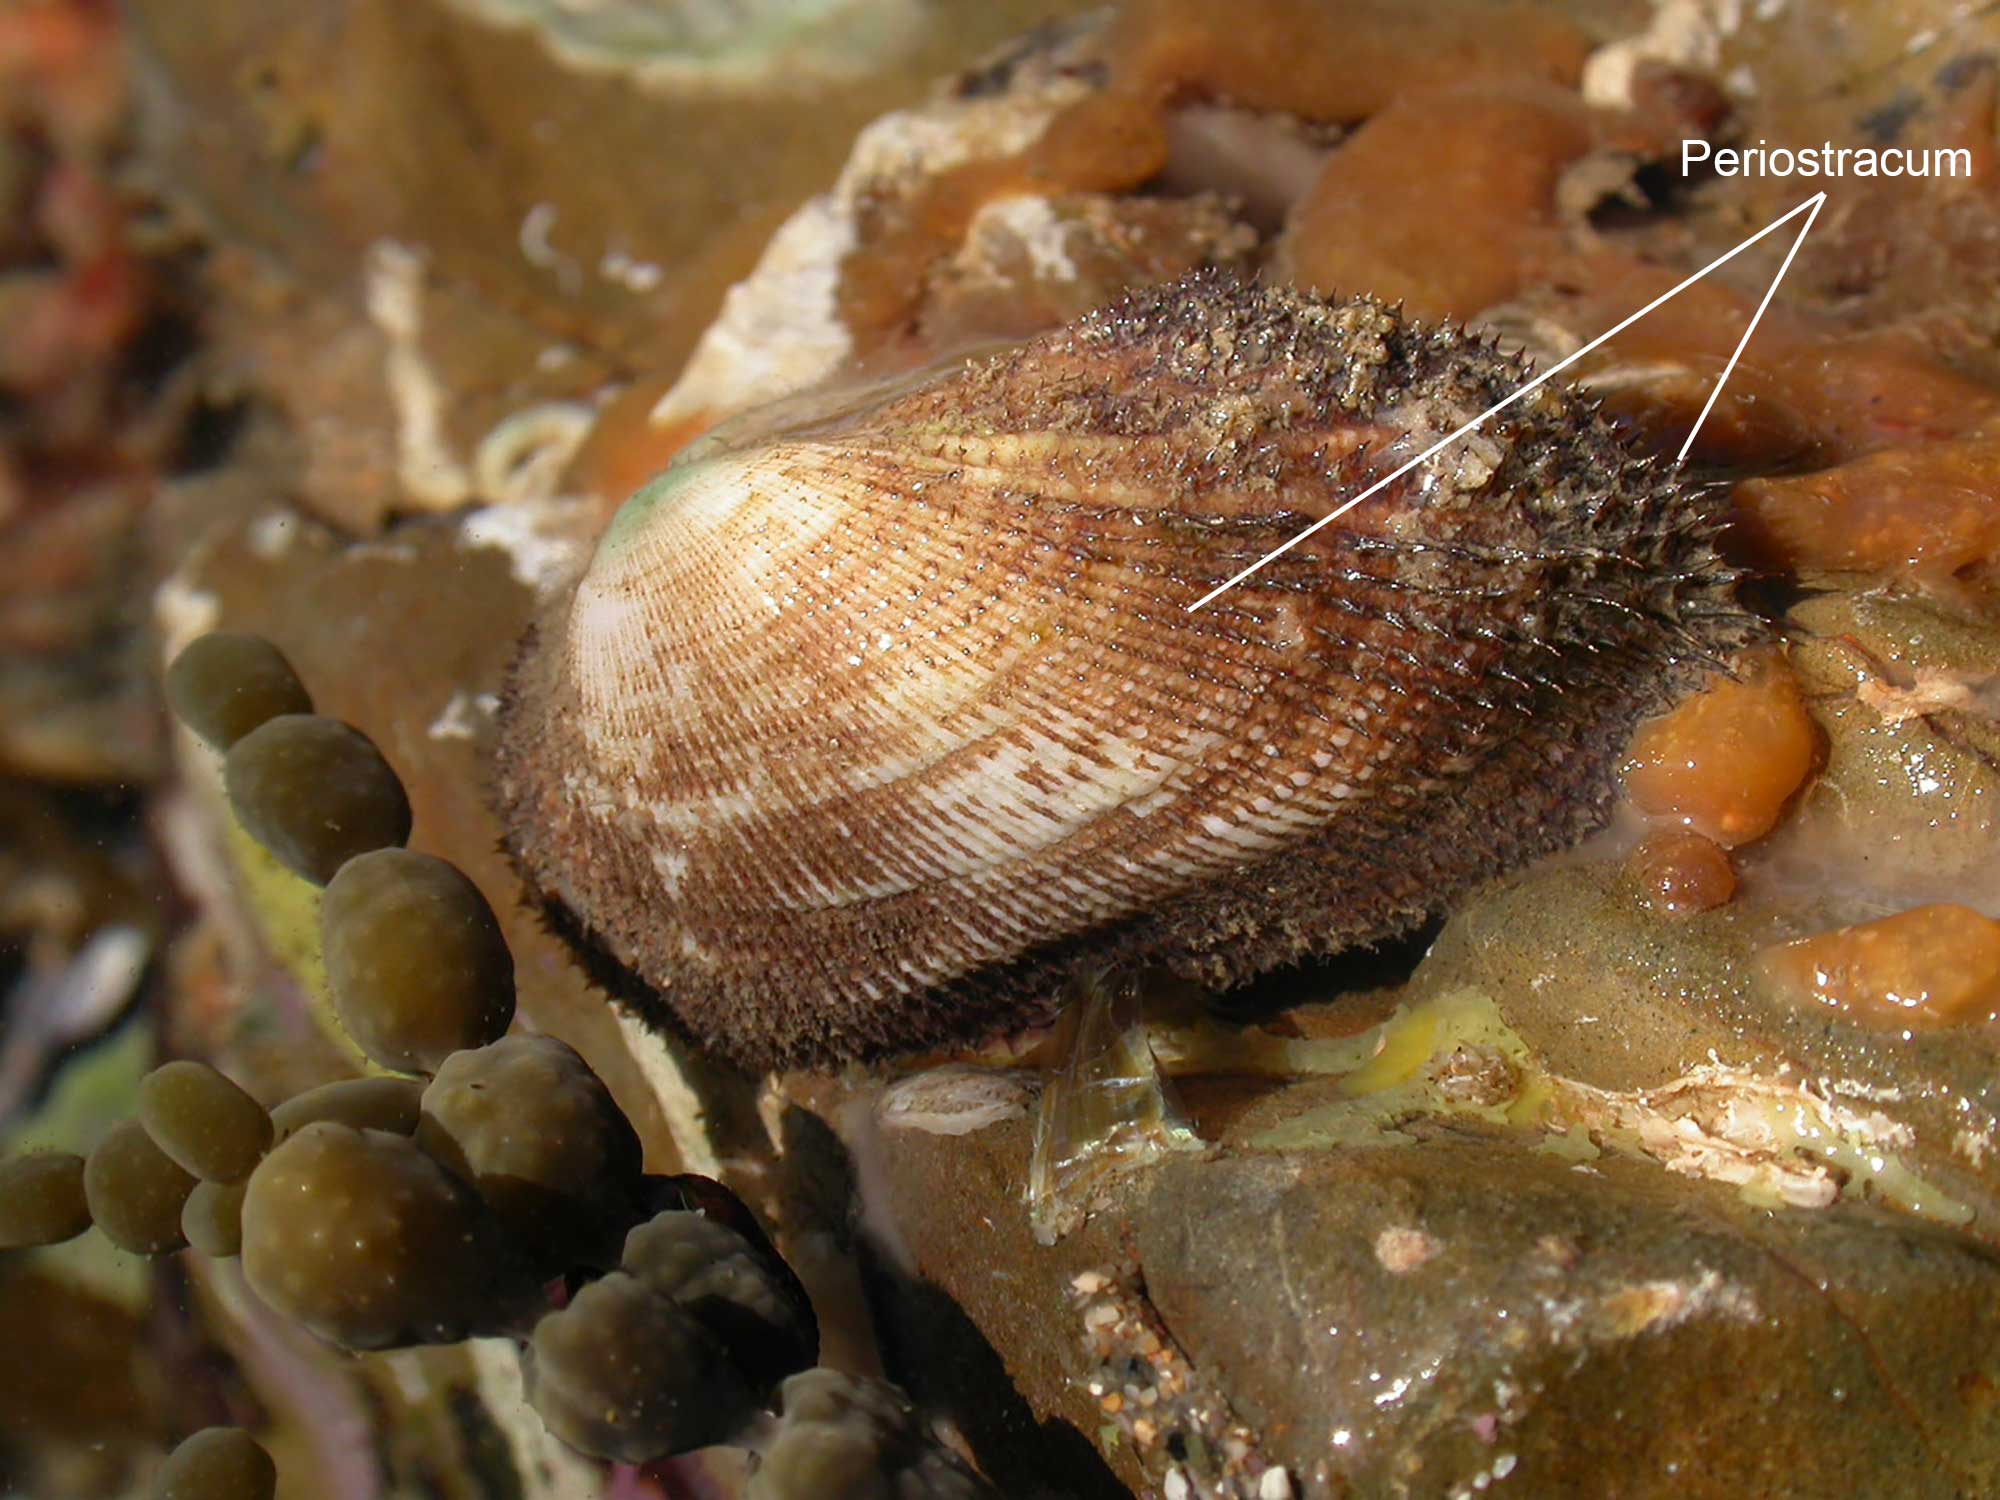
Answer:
1185;190;1828;613
1675;190;1824;462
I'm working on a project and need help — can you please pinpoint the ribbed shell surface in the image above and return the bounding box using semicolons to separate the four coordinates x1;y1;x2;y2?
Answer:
495;277;1748;1068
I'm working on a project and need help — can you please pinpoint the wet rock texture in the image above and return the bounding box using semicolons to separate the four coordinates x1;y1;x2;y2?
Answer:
1143;1147;2000;1497
119;0;1105;534
26;0;1996;1494
859;809;2000;1495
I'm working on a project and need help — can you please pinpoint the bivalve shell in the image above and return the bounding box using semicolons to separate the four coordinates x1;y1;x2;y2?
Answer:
495;274;1750;1068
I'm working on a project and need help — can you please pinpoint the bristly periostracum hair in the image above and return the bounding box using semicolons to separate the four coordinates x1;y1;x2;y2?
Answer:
493;272;1756;1070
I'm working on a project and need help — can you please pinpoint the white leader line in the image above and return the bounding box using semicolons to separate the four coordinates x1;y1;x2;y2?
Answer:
1675;191;1824;463
1185;190;1828;614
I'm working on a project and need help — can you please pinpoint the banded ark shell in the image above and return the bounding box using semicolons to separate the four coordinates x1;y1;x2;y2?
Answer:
494;275;1750;1069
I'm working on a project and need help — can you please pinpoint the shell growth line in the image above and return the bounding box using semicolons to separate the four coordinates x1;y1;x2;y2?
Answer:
1184;190;1827;613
